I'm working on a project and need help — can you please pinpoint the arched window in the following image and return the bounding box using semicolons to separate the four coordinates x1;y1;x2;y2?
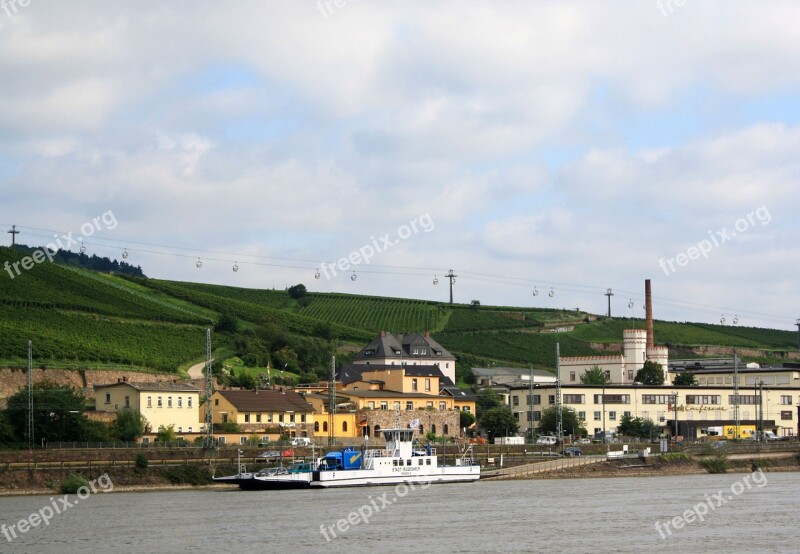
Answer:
323;421;328;432
431;424;436;435
419;425;424;435
443;424;449;435
342;421;348;432
374;424;381;436
314;421;320;432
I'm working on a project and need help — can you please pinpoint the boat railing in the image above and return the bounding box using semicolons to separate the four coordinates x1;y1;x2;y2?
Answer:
364;449;394;459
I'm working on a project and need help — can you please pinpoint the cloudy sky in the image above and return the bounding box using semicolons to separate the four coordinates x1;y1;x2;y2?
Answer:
1;1;798;330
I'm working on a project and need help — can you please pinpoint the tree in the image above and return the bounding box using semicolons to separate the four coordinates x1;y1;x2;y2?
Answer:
538;406;587;438
156;424;177;443
475;388;502;419
580;365;609;385
480;407;518;440
112;409;148;442
0;412;17;447
460;410;476;429
214;310;238;334
6;381;88;442
673;372;697;386
287;284;307;299
617;413;660;440
635;360;665;386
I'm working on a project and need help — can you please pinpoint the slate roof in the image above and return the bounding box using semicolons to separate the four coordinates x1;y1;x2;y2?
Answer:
335;364;448;385
94;381;201;393
354;332;454;362
217;389;314;413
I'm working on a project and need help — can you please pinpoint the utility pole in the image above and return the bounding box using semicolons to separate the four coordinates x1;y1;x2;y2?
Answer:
8;225;19;250
204;328;214;449
757;380;764;441
733;352;740;440
796;319;800;351
328;356;336;447
605;288;614;318
27;340;33;450
446;269;457;305
528;366;533;442
555;343;562;445
672;391;679;440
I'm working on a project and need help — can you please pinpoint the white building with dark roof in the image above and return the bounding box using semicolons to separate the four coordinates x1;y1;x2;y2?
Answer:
353;331;456;383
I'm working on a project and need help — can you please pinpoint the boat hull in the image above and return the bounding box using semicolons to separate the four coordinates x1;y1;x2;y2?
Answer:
310;466;480;488
236;473;313;490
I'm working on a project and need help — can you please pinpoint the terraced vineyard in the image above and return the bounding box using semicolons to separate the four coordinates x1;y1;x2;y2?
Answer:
299;294;447;333
436;330;599;368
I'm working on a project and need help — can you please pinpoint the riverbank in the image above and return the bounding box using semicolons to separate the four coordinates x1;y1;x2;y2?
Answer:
494;452;800;480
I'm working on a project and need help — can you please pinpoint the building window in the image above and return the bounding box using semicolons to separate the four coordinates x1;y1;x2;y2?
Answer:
177;397;182;408
686;395;721;405
157;397;163;408
393;402;401;411
279;414;284;423
431;424;436;435
105;393;111;404
380;402;388;410
267;413;273;422
214;398;218;406
425;378;431;392
569;371;576;382
314;421;320;432
167;397;172;408
147;396;152;408
512;396;519;406
642;395;671;404
439;401;446;410
368;401;375;409
627;370;634;380
289;413;295;423
526;411;541;422
188;427;192;432
594;395;630;404
188;397;192;408
548;395;555;404
178;427;182;433
443;424;449;435
609;411;617;421
342;421;348;432
256;414;262;423
426;401;433;408
323;422;328;432
780;395;792;405
412;379;418;391
578;411;586;421
563;394;585;404
244;414;250;423
729;395;761;405
594;411;601;421
781;411;792;420
301;414;306;423
527;394;541;405
406;401;413;411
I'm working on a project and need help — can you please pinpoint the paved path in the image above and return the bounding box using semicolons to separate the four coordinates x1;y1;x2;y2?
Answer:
482;455;606;479
187;360;212;379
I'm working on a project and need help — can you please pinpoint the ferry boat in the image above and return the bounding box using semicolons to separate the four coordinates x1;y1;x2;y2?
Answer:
220;428;479;490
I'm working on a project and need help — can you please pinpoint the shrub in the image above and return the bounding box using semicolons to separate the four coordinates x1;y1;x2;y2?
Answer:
60;474;90;494
700;454;729;474
135;452;149;471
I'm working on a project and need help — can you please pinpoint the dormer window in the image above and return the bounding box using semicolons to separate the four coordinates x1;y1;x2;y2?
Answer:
365;349;375;356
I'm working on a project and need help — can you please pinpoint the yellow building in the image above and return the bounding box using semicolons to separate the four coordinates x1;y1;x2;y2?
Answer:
93;378;201;434
208;389;315;438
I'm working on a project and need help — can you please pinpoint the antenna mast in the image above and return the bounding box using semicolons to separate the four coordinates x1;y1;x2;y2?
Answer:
27;340;33;450
555;342;562;444
8;225;20;250
328;356;336;447
446;269;457;304
204;328;214;449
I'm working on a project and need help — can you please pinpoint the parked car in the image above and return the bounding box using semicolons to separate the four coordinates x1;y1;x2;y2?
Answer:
562;447;581;456
536;435;557;445
576;438;592;445
291;437;311;447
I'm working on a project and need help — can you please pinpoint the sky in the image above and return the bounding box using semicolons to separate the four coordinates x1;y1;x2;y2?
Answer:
0;1;798;331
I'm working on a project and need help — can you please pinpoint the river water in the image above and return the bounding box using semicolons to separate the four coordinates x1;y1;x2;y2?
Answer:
0;472;797;553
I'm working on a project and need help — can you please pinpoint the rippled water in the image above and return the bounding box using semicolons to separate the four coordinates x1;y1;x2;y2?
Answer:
0;472;797;553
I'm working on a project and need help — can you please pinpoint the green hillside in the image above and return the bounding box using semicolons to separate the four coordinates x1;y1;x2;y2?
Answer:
1;246;796;380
